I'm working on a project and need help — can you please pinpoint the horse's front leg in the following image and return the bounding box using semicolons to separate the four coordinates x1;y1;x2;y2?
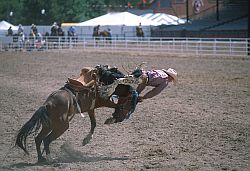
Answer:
82;109;96;146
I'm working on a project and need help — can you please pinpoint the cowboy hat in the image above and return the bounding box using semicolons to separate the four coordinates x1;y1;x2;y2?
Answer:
162;68;178;85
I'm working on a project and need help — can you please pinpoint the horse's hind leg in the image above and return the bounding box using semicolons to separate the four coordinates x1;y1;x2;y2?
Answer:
43;121;69;162
35;126;52;163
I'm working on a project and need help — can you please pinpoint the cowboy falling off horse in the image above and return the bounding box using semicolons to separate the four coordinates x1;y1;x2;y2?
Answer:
15;64;177;163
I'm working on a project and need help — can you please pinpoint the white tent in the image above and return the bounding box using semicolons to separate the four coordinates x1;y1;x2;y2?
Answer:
0;20;18;30
77;12;159;26
140;13;186;25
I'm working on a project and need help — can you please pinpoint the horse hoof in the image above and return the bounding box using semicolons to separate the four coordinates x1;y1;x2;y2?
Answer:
46;155;55;164
82;134;93;146
104;117;116;124
82;139;89;146
37;157;47;164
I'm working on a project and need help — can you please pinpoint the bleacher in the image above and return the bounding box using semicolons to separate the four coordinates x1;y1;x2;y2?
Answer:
209;17;247;30
152;0;248;37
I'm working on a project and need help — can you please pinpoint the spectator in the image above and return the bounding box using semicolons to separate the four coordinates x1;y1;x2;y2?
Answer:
18;24;24;35
7;26;13;36
138;22;142;29
136;22;144;38
68;26;76;36
107;28;112;36
51;22;58;36
57;23;64;36
31;24;38;35
107;28;112;43
92;25;100;37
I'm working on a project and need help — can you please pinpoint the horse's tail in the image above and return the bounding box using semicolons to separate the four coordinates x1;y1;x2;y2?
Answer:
15;106;49;154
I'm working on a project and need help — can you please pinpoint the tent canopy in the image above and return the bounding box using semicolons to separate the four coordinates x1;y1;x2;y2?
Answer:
140;13;186;25
61;23;78;27
77;12;159;26
0;20;18;30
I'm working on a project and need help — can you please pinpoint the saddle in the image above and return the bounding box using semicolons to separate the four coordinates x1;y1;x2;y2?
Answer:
67;67;96;90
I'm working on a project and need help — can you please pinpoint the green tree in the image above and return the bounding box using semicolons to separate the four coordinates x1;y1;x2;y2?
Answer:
128;0;143;8
20;0;107;25
20;0;51;25
0;0;142;25
0;0;23;25
82;0;106;21
51;0;106;23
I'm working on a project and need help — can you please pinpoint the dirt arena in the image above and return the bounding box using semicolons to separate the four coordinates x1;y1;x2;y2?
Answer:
0;50;249;171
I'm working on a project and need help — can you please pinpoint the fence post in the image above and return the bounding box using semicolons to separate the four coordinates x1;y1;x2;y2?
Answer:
185;37;188;53
58;37;61;49
213;39;216;55
46;37;48;50
173;37;175;53
195;39;198;56
229;38;232;56
247;38;250;56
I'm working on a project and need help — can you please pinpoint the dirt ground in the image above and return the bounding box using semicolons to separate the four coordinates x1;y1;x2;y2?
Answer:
0;50;249;171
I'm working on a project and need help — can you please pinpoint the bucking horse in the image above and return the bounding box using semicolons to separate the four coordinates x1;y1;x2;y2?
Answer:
15;64;143;163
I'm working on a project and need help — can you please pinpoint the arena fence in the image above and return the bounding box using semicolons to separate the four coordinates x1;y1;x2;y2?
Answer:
0;35;249;57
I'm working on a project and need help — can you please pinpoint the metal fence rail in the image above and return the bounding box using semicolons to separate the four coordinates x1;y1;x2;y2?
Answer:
0;35;249;57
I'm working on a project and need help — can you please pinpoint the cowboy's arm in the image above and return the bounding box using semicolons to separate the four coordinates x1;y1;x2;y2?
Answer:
142;82;168;100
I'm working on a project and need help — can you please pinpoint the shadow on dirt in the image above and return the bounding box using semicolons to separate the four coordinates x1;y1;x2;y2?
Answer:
2;142;128;170
56;142;129;163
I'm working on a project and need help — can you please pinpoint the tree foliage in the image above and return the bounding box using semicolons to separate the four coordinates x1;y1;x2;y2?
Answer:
0;0;138;25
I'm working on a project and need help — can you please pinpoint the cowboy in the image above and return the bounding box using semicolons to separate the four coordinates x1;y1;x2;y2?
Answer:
31;24;38;35
68;26;76;36
93;25;100;32
7;26;13;36
105;67;177;124
106;28;112;42
51;22;58;36
136;68;177;102
93;25;100;37
136;22;144;38
18;24;24;35
138;22;142;29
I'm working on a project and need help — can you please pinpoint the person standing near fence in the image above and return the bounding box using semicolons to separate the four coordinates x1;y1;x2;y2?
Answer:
31;24;38;36
18;24;24;35
7;27;13;36
107;28;112;43
136;22;144;38
68;26;76;36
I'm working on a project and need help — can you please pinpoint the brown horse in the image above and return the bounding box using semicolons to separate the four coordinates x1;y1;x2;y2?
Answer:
15;65;142;163
92;26;112;44
100;30;112;44
136;26;144;40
